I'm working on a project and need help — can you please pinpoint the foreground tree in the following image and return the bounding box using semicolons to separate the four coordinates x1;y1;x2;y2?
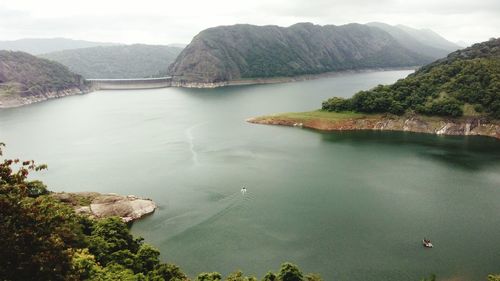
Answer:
0;143;83;280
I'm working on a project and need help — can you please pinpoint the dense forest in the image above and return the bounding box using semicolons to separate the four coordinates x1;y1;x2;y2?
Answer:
41;44;183;79
0;143;322;281
322;38;500;118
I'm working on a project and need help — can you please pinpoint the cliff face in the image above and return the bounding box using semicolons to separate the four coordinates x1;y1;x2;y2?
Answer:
248;114;500;139
169;23;432;84
0;50;89;108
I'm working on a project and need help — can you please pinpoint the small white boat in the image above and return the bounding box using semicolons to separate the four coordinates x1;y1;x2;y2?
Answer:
422;239;433;248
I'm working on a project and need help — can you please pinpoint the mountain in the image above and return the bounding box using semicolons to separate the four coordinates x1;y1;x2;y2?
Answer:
395;25;461;51
168;23;434;84
366;22;459;59
0;38;119;55
0;50;88;108
322;38;500;118
40;44;183;79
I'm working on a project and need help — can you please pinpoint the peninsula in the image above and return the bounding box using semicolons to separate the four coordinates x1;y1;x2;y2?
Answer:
249;38;500;139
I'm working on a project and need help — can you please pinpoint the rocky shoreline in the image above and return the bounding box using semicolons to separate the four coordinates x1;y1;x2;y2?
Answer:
51;192;157;222
247;114;500;139
0;87;90;109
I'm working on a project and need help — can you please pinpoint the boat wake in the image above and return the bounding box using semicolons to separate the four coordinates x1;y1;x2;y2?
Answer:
157;190;251;240
184;122;207;165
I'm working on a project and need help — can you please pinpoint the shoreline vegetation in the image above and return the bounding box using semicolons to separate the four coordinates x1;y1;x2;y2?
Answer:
247;111;500;139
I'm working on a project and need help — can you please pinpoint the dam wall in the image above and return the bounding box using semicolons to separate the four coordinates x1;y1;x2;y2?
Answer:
87;77;172;90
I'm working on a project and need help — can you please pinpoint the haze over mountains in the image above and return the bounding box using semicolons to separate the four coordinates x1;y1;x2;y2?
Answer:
366;22;460;59
41;44;183;79
0;21;467;96
0;38;119;55
169;22;460;84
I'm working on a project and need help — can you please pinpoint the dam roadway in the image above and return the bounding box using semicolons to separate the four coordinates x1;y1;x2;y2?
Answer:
87;76;172;90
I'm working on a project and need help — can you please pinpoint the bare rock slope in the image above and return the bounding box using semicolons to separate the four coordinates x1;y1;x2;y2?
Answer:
52;192;157;222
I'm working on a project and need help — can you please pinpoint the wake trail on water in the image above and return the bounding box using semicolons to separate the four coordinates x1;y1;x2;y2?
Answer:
157;191;247;240
184;122;207;165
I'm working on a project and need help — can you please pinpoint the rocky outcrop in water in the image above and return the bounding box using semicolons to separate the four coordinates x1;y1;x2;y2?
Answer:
51;192;157;222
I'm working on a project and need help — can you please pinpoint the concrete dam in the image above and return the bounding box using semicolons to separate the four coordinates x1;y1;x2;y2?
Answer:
87;77;172;90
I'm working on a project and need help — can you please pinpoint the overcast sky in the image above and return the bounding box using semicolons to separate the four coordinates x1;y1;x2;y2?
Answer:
0;0;498;46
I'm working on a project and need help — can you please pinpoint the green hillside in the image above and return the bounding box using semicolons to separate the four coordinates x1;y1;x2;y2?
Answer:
41;44;183;79
0;50;87;102
169;23;433;83
322;38;500;118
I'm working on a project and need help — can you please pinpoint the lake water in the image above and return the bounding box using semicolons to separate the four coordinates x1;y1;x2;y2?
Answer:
1;70;499;281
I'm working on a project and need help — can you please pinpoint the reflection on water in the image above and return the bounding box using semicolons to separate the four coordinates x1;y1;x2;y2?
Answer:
320;131;500;170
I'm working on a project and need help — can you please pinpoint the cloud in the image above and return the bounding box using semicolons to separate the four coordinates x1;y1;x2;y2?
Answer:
0;0;498;45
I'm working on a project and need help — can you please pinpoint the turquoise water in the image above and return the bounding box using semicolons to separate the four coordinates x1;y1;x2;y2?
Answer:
0;70;499;281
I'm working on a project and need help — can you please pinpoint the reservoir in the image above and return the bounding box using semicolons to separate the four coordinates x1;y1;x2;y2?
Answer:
0;70;499;281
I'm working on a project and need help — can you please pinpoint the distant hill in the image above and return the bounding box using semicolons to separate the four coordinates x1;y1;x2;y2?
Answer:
322;38;500;118
0;50;88;108
395;25;461;51
0;38;119;55
40;44;183;79
169;23;433;84
366;22;460;59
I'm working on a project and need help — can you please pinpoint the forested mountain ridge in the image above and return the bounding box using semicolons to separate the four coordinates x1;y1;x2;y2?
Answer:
0;50;88;107
40;44;183;79
322;38;500;118
168;23;434;84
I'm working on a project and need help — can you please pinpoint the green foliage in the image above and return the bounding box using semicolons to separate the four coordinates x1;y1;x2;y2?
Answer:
0;144;83;281
420;274;436;281
322;97;352;112
322;38;500;118
197;272;223;281
135;244;161;273
149;263;189;281
277;263;304;281
262;272;277;281
225;271;257;281
488;274;500;281
416;98;463;117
